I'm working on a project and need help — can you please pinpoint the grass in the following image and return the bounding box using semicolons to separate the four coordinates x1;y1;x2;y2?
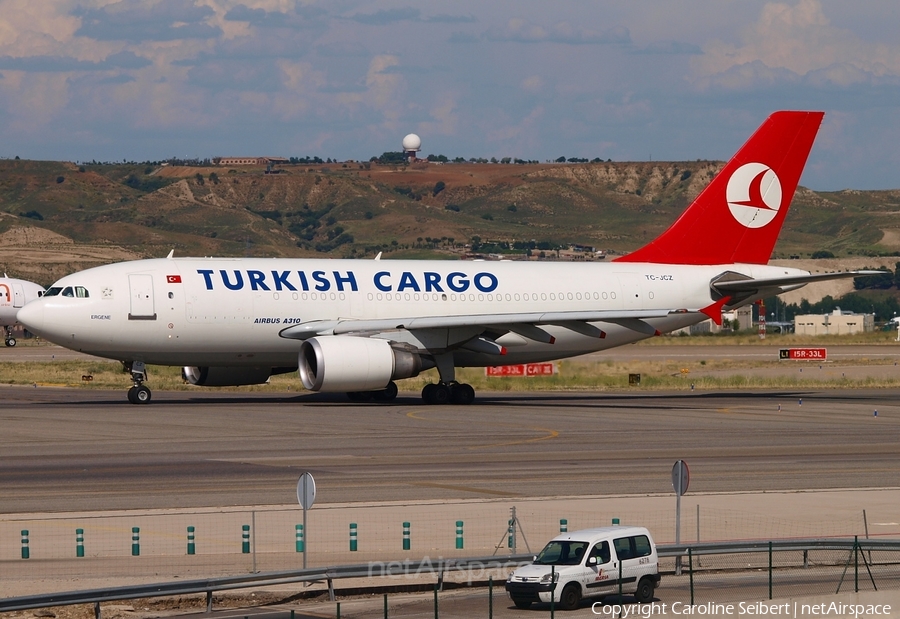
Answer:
4;345;900;394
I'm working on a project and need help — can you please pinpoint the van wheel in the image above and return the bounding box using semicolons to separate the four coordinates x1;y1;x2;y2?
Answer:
635;577;655;603
513;599;531;609
559;583;581;610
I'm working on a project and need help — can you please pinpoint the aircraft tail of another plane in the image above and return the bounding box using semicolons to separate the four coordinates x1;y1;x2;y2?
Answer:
615;111;824;265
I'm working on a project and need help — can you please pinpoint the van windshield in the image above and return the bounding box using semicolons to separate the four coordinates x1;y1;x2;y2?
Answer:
534;541;589;566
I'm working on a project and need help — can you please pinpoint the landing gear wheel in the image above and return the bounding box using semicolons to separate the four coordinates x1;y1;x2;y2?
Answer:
372;381;398;402
422;383;451;405
450;383;475;405
133;385;151;404
634;577;655;604
4;337;15;347
559;583;581;611
127;386;137;404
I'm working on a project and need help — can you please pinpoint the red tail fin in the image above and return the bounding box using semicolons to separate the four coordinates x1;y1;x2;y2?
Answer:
615;111;824;265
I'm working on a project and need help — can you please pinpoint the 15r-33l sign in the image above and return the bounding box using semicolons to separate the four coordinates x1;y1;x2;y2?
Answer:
779;348;827;360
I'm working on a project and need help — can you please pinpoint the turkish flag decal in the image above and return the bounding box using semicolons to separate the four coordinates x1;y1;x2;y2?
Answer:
166;275;182;283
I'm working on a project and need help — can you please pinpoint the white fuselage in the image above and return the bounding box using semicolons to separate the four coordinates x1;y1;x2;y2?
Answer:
18;258;807;368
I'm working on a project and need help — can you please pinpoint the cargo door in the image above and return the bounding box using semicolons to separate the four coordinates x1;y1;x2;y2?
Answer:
128;274;157;320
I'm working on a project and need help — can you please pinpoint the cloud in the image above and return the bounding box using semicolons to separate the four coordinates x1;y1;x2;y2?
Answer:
186;59;283;92
632;41;702;55
0;51;151;72
347;8;420;26
223;4;326;29
424;14;476;24
486;18;630;45
448;31;480;44
692;0;900;90
316;42;369;58
74;0;221;42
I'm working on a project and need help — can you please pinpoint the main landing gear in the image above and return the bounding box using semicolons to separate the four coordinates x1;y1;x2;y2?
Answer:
4;326;16;347
420;354;476;405
421;381;475;405
125;360;151;405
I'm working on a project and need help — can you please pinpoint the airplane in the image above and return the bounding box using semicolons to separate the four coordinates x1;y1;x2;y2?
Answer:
16;111;881;405
0;275;45;346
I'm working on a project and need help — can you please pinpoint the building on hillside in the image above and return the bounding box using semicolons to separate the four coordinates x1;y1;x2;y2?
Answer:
214;157;289;166
793;308;874;336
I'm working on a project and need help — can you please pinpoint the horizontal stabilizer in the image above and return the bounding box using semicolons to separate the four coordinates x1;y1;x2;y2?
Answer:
712;270;888;294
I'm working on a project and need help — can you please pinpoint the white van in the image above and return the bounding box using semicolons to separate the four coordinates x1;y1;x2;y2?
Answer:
505;525;660;610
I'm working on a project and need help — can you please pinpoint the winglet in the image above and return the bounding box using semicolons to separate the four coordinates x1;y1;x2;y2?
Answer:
700;297;732;326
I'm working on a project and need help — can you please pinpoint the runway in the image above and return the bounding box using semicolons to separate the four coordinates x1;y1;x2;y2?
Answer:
1;384;898;513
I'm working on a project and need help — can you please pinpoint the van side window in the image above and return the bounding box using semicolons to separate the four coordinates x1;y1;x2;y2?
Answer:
633;535;652;558
614;537;633;560
590;541;610;564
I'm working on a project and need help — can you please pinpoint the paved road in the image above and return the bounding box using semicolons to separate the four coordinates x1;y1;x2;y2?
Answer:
0;384;897;513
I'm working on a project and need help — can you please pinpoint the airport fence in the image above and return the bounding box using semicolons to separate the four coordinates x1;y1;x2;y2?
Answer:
1;500;896;599
1;540;900;618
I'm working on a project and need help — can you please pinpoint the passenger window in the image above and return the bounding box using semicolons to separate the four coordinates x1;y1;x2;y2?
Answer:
613;537;633;560
75;286;89;298
61;287;74;297
590;541;611;564
633;535;652;558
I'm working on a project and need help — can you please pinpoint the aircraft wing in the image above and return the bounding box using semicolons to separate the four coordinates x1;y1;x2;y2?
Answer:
711;270;887;294
278;308;686;341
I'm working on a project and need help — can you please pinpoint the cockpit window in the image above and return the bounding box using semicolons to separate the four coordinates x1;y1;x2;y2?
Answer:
44;287;62;297
75;286;89;298
62;287;74;297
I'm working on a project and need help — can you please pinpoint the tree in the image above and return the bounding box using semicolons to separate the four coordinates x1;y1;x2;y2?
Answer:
432;181;446;196
811;250;834;259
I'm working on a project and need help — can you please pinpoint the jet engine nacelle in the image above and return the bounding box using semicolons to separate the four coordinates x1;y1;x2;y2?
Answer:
182;366;273;387
299;336;422;392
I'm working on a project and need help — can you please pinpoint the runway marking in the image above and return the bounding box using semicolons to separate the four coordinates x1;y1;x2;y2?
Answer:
472;426;559;449
406;410;559;448
411;482;517;496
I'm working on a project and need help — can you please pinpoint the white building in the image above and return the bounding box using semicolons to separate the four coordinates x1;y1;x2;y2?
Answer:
794;308;874;336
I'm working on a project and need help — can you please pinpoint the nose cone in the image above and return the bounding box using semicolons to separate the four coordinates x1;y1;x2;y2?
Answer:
17;301;45;335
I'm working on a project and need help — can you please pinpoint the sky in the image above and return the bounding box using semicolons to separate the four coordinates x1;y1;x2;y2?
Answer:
0;0;899;191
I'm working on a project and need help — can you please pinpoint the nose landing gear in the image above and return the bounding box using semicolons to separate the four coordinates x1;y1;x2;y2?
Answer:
124;360;152;405
4;326;16;347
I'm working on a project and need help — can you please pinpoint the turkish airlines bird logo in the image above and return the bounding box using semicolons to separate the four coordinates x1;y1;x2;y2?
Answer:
726;163;783;229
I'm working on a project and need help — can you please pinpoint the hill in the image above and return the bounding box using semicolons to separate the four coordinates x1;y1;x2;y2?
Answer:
1;158;899;291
